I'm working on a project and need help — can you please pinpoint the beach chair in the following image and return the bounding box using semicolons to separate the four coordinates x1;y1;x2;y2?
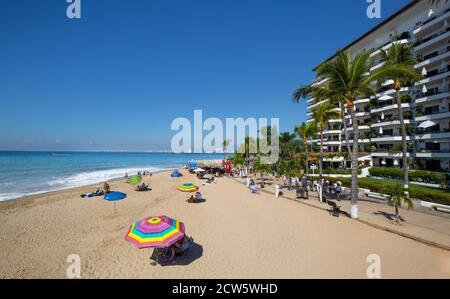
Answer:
150;248;174;266
327;200;341;217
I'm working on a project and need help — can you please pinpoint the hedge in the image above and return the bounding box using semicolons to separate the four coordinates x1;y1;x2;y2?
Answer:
323;168;353;175
317;177;450;206
368;167;446;185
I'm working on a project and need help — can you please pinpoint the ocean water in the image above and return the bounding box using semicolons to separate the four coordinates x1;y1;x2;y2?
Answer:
0;151;223;202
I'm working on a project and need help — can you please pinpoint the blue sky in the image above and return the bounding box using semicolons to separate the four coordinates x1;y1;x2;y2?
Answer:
0;0;411;151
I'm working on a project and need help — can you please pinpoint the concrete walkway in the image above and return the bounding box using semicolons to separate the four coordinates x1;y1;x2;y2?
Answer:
234;177;450;250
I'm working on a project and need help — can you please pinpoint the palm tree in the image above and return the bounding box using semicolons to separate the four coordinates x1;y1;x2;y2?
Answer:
253;158;272;188
294;50;394;218
222;139;231;161
378;43;422;192
382;183;414;224
311;102;340;178
295;122;316;176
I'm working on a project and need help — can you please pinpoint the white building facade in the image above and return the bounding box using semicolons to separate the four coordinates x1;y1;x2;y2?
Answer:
307;0;450;172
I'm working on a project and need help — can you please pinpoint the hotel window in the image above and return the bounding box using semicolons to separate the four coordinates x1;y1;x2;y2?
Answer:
425;142;440;151
425;105;440;115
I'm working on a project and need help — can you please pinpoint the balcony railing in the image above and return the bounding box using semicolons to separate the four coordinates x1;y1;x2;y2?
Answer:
413;7;450;31
414;27;450;48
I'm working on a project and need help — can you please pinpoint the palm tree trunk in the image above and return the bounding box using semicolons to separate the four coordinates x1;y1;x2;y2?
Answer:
350;106;359;219
396;89;409;191
319;127;324;178
395;205;400;224
341;105;353;158
305;140;309;176
260;173;264;188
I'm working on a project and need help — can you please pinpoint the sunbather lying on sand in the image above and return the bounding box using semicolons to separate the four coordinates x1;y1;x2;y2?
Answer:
136;183;150;192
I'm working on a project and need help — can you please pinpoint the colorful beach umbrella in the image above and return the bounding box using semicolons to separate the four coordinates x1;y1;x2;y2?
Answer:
125;216;185;249
177;183;199;193
128;175;142;185
104;192;127;215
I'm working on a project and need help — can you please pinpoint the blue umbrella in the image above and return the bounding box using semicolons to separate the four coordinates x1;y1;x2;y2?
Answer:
104;192;127;201
104;192;127;215
187;162;197;169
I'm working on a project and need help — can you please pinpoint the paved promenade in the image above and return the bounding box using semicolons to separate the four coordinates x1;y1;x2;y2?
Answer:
233;177;450;250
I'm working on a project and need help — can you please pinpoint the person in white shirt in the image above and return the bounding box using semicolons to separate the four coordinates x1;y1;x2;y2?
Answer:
275;183;281;198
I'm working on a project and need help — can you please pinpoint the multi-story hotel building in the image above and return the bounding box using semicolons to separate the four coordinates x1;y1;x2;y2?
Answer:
306;0;450;172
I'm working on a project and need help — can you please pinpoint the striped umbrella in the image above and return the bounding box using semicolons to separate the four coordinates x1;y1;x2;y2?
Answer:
177;183;199;193
125;216;185;249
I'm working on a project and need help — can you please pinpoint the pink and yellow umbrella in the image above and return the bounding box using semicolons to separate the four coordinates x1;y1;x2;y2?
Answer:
125;216;185;249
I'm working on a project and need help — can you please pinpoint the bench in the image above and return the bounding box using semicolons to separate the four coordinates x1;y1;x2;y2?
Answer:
433;206;450;214
327;200;341;217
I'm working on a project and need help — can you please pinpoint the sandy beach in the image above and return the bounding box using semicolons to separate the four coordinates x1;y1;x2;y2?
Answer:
0;169;449;279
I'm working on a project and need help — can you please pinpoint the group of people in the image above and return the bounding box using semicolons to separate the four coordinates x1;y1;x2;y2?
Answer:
153;235;194;266
137;171;152;177
188;192;203;203
80;182;110;198
124;171;152;181
136;182;150;192
320;179;343;196
246;178;258;194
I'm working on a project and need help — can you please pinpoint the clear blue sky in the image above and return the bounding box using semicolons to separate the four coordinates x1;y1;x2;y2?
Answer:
0;0;411;151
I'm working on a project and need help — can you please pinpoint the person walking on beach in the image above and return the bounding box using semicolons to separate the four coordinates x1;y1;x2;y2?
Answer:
275;183;281;198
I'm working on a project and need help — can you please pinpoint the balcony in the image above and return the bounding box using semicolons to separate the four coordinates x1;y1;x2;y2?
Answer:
353;98;370;105
414;28;450;52
413;8;450;35
312;78;329;87
308;99;329;110
415;91;450;104
371;119;411;128
370;39;409;58
416;69;450;85
371;152;411;158
347;139;371;144
320;141;341;146
370;60;386;72
346;125;371;131
416;152;450;158
371;103;410;114
375;87;409;99
415;111;450;122
416;131;450;140
323;129;342;135
415;49;450;69
371;135;412;143
344;112;370;120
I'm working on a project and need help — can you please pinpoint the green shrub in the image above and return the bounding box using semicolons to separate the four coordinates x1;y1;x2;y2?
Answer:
322;168;362;175
318;176;450;205
369;167;446;184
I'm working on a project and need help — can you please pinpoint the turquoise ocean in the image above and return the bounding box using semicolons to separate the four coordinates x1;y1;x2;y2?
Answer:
0;151;223;201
